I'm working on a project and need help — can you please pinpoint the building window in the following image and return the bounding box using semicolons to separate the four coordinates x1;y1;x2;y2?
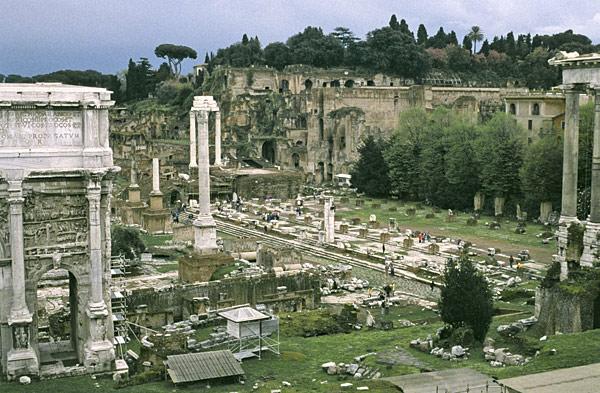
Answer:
528;120;533;130
509;103;516;115
532;103;540;115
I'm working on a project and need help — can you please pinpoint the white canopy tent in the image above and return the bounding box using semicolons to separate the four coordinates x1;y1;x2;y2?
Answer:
218;306;280;361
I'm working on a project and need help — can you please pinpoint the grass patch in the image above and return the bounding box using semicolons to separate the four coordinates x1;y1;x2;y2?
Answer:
154;263;179;274
335;197;554;263
140;233;173;248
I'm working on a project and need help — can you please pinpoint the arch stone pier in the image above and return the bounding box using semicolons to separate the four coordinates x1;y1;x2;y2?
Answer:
0;83;119;379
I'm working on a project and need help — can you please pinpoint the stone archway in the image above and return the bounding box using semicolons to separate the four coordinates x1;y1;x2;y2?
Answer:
261;140;276;163
34;268;81;367
292;153;300;169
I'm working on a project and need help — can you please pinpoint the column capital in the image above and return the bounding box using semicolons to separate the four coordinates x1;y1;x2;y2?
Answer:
563;83;587;93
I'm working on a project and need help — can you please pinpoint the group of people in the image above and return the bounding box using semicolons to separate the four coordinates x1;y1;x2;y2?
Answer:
417;231;431;243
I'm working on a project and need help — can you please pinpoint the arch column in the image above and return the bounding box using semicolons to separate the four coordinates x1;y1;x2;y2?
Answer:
6;180;39;378
83;173;114;372
582;88;600;266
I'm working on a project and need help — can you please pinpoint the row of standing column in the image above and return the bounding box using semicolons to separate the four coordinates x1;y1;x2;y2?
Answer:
559;87;600;274
189;110;221;168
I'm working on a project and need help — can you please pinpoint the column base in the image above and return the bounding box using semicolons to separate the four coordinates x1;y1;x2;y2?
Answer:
581;221;600;267
8;308;33;325
6;348;39;380
193;215;218;255
84;340;115;373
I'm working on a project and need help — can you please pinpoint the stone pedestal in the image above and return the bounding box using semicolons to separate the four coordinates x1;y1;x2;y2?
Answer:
358;227;368;239
474;191;485;212
494;196;505;217
194;216;218;255
539;201;553;223
142;160;171;234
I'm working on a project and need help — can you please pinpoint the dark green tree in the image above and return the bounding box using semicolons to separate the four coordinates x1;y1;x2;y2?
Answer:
518;47;560;89
154;43;198;78
365;27;430;78
350;135;390;197
331;27;359;48
264;42;292;70
477;113;525;205
520;134;563;217
429;27;448;48
462;35;472;53
389;14;400;30
111;226;146;260
417;24;428;45
287;27;344;68
439;255;494;342
447;30;458;46
385;108;427;199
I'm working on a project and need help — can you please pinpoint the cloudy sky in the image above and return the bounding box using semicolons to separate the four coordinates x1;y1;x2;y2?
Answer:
1;0;599;76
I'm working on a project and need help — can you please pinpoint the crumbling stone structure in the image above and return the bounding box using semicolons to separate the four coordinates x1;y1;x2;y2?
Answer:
206;66;525;183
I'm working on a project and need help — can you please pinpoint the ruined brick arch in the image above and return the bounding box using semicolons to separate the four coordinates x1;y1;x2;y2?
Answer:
452;95;478;112
331;80;341;88
280;79;289;92
292;153;300;169
304;79;313;90
344;79;355;88
509;103;516;115
317;162;325;183
261;140;276;163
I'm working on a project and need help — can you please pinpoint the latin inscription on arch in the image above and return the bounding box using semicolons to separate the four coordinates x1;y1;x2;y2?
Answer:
0;110;83;147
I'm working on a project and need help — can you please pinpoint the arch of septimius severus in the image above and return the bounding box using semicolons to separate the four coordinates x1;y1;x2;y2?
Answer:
0;83;118;379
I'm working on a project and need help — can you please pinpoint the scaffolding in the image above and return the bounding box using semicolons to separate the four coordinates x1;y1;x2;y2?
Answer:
217;306;280;362
110;255;129;359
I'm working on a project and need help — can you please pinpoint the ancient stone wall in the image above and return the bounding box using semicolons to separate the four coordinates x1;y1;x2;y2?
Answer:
126;271;321;329
233;171;303;200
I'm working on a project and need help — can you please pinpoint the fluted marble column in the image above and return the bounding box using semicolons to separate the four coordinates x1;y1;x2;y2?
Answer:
189;112;198;168
193;109;217;254
198;111;211;217
557;88;581;279
214;111;222;166
581;89;600;266
561;89;580;219
7;181;31;325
